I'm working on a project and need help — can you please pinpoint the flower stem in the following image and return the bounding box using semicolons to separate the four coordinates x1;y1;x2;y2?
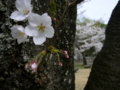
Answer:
56;53;60;61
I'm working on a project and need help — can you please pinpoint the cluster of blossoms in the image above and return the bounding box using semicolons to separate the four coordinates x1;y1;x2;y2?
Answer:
10;0;54;45
25;50;46;73
48;46;69;67
75;22;105;54
25;59;37;73
25;47;69;73
10;0;69;73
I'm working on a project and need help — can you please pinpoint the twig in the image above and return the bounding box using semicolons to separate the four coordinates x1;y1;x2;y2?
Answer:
39;0;84;68
49;0;84;46
55;0;84;34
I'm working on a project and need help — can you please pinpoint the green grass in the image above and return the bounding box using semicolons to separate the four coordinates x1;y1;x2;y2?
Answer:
74;63;85;69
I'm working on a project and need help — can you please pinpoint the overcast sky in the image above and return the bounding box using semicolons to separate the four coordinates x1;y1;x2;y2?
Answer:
77;0;119;24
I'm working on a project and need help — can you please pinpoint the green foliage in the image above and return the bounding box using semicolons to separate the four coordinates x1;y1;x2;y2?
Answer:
76;17;107;28
74;63;85;69
76;17;92;25
49;0;56;18
92;21;106;28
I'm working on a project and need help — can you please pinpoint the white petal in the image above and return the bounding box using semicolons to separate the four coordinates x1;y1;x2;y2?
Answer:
10;25;24;38
16;0;31;11
44;26;54;38
10;11;28;21
17;35;27;44
33;33;46;45
41;13;52;26
15;0;23;11
17;37;23;44
28;13;41;27
24;0;31;8
25;25;38;36
10;25;25;32
11;30;19;38
17;32;28;43
10;25;18;31
22;34;28;41
10;25;28;44
17;26;24;32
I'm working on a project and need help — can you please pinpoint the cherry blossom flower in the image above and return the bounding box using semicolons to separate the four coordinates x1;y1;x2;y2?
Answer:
25;13;54;45
10;0;32;21
10;25;27;44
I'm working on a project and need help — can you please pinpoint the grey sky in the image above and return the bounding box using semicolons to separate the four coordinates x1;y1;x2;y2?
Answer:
77;0;119;24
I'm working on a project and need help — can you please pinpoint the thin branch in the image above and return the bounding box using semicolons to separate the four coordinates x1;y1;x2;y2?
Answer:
49;0;84;46
55;0;84;35
39;0;84;68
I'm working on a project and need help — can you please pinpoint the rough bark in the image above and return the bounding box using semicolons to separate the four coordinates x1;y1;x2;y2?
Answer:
0;0;77;90
45;0;77;89
84;1;120;90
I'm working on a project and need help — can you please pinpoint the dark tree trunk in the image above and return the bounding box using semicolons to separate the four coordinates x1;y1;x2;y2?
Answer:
45;0;77;90
81;52;87;65
0;0;77;90
84;1;120;90
75;45;87;65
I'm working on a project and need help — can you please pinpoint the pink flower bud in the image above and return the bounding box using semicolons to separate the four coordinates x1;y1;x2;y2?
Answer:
61;50;69;58
31;63;37;69
25;63;31;71
25;60;37;73
30;60;37;73
58;61;63;67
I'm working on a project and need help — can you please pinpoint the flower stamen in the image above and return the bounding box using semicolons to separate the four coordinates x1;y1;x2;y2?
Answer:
38;24;45;32
18;31;24;37
21;8;29;15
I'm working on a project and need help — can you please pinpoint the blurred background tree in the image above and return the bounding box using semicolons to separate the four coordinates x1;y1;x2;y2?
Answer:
74;17;106;65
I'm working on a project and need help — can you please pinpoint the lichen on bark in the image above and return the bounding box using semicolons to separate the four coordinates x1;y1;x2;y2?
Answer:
0;0;77;90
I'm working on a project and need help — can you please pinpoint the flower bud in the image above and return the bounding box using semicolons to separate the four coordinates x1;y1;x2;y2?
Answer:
61;50;69;58
58;61;63;67
40;50;47;56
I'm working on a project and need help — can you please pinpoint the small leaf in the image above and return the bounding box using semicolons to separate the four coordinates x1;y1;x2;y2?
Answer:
49;0;56;18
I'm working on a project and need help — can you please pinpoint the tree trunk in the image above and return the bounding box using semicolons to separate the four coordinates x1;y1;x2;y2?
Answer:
45;0;77;89
84;1;120;90
81;52;87;65
0;0;77;90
